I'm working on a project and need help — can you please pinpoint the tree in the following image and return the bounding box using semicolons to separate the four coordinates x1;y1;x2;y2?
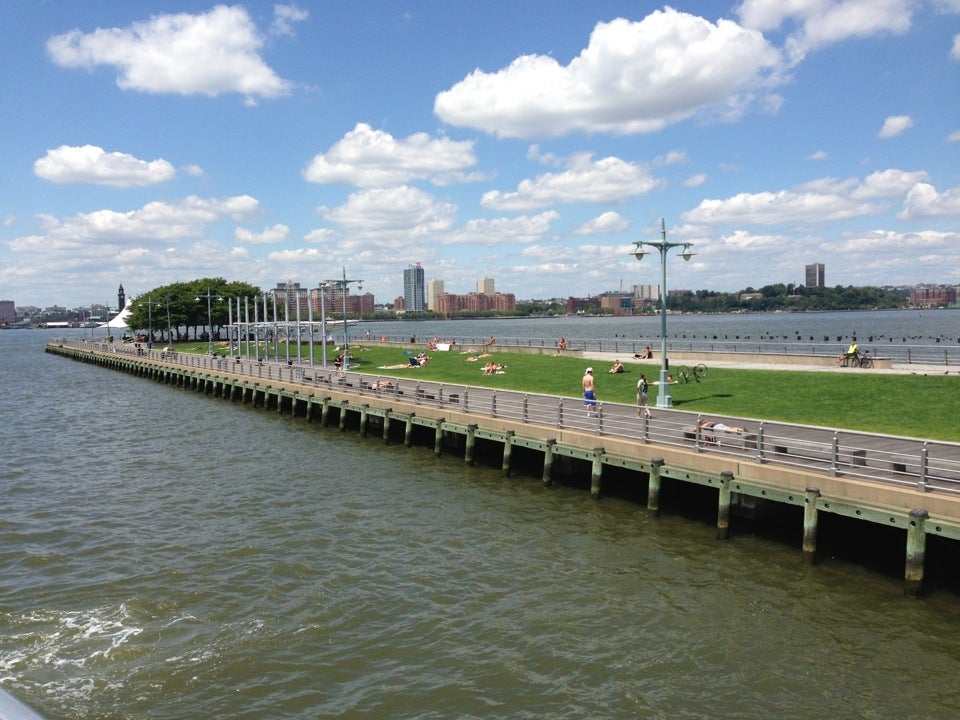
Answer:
127;278;262;342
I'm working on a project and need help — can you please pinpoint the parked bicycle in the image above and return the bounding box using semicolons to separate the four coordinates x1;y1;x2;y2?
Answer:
838;351;873;369
675;363;708;383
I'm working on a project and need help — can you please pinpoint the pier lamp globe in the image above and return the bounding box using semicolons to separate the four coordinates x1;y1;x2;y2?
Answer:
631;218;695;408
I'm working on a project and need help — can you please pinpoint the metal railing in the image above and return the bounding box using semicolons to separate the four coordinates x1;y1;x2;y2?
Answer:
63;340;960;495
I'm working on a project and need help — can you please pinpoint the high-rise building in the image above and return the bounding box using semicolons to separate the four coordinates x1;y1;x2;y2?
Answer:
403;263;426;312
805;263;825;289
477;275;495;295
0;300;16;325
427;278;444;311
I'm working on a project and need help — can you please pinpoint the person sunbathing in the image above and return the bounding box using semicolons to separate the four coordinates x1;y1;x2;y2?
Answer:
699;420;746;433
608;359;624;374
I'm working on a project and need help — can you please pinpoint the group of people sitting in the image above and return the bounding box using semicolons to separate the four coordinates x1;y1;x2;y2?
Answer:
482;361;505;375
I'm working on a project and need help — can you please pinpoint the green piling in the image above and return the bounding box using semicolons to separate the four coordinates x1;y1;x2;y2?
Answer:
802;487;820;563
905;508;929;598
648;458;664;517
717;471;733;540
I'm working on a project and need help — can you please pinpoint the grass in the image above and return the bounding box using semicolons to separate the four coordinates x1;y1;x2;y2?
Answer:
180;341;960;442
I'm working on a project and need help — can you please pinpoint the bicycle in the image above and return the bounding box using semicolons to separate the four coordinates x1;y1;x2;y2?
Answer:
858;352;873;369
675;363;707;383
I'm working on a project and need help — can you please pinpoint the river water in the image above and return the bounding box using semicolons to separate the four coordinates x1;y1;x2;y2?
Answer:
3;325;960;719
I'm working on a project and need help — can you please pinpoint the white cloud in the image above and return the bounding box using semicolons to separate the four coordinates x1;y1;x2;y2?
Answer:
878;115;914;138
3;215;15;227
235;224;290;245
271;4;308;37
303;123;479;187
952;33;960;59
182;164;204;177
11;195;258;249
320;186;457;237
949;130;960;141
574;211;630;235
0;196;262;300
899;182;960;219
34;145;175;186
47;5;291;102
806;150;828;160
480;154;661;211
442;211;560;246
684;173;708;188
435;9;783;138
736;0;915;63
682;169;926;225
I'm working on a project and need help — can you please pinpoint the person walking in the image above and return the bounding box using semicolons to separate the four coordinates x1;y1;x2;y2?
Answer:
636;373;652;419
582;367;597;417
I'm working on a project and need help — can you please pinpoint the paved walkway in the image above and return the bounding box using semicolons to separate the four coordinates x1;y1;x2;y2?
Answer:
580;350;955;376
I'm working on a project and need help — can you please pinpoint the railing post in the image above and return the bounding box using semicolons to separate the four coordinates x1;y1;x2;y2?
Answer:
831;432;839;477
918;442;929;492
756;423;765;463
491;390;497;418
522;394;529;422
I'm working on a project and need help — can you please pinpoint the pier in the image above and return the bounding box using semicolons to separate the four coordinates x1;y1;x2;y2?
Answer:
47;339;960;597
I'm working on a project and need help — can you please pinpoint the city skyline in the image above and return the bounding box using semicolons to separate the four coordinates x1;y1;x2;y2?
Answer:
1;2;959;307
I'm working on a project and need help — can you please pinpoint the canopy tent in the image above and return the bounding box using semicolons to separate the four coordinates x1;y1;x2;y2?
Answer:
99;298;133;330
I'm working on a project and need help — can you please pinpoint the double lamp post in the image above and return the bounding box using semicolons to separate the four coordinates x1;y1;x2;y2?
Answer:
632;218;695;408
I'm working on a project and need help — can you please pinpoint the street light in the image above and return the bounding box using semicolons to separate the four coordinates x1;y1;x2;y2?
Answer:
632;218;695;408
165;294;173;346
324;267;363;371
317;282;331;368
141;298;162;346
196;289;223;356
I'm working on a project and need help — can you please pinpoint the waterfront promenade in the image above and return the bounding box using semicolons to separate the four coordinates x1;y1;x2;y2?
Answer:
47;338;960;596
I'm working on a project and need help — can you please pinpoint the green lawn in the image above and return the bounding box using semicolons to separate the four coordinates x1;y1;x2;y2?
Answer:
182;342;959;442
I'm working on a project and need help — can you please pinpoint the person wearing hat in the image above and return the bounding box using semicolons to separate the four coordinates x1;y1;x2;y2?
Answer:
582;367;597;417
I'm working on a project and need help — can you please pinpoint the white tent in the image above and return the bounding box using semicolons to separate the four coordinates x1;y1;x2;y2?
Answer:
99;298;133;330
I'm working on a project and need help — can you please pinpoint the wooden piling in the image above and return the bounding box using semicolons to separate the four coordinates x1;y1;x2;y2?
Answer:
502;430;515;476
904;508;929;598
648;458;664;517
803;487;820;564
382;411;391;444
404;414;415;447
717;470;733;540
542;438;556;487
434;419;445;457
590;447;604;499
465;424;478;466
359;404;369;438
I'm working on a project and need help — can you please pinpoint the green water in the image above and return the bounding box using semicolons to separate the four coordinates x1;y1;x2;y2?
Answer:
3;330;960;719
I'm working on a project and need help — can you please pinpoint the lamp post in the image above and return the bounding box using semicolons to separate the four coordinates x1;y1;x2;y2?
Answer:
317;282;331;368
325;267;363;371
142;299;162;345
165;294;173;345
195;289;222;356
631;218;695;408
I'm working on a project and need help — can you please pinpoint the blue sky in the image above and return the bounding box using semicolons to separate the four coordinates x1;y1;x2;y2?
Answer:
2;1;959;308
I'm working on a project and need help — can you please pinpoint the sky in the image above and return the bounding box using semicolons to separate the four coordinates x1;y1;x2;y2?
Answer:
1;1;959;309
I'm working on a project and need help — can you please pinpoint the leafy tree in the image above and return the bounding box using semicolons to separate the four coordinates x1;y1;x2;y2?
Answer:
127;278;263;341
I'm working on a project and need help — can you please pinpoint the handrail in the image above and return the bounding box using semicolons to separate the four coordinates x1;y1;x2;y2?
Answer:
0;687;48;720
54;340;960;496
